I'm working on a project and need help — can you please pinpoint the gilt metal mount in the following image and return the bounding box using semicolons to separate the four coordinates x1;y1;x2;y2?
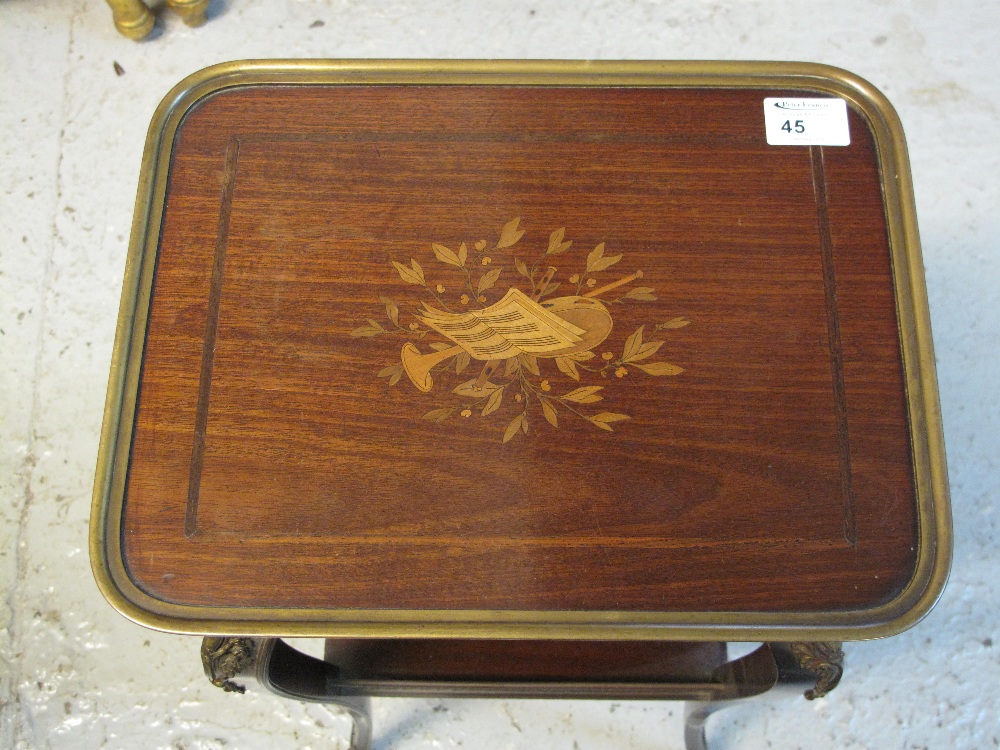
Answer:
201;636;257;693
788;641;844;699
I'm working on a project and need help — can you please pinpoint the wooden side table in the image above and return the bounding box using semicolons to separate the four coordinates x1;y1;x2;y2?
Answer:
90;61;951;749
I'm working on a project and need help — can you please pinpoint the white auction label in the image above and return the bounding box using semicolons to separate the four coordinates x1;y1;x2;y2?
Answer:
763;98;850;146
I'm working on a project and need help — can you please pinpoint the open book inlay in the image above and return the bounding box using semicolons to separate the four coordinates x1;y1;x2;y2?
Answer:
418;288;587;361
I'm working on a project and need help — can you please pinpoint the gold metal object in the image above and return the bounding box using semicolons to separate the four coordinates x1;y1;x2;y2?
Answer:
89;60;952;641
789;641;845;699
104;0;154;40
166;0;209;27
201;636;257;693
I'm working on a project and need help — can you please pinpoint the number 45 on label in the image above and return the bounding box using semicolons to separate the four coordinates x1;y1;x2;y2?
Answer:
763;98;851;146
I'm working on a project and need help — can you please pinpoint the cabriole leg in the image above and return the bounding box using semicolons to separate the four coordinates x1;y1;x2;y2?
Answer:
684;642;844;750
201;636;374;750
684;701;729;750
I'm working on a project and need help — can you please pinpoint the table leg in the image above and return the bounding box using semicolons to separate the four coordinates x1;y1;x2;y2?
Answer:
682;643;779;750
201;636;373;750
682;642;844;749
684;700;729;750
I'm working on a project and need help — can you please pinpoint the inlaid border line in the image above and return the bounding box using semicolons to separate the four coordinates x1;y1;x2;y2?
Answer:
810;144;857;546
184;132;856;546
185;136;241;537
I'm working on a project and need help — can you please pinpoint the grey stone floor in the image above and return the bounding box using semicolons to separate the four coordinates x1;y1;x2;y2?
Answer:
1;0;997;747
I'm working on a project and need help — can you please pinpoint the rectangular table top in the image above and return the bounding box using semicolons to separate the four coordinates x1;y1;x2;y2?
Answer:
90;61;950;641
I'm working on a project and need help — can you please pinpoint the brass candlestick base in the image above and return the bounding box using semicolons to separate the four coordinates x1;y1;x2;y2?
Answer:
105;0;210;39
166;0;209;27
105;0;155;40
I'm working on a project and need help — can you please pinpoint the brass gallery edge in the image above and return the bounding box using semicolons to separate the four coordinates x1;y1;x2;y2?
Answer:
89;59;951;641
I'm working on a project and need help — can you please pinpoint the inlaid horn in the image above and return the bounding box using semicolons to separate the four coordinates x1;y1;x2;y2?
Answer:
400;342;463;393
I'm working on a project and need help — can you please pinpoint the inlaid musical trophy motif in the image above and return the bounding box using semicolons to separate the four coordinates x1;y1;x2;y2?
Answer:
351;218;691;442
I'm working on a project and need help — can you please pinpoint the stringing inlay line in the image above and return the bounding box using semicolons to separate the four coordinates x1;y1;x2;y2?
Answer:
811;144;857;546
185;136;241;537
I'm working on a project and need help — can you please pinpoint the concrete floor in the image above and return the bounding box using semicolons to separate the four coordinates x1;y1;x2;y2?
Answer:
2;0;998;748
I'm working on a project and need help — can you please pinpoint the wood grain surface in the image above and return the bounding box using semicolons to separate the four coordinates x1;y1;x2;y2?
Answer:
121;85;918;614
321;639;727;682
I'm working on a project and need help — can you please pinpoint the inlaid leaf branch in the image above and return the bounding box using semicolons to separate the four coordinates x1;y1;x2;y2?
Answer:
515;256;531;280
379;294;400;327
453;378;501;398
378;363;404;386
481;386;505;416
547;227;573;256
620;326;681;372
655;317;691;330
422;407;455;423
583;324;687;380
589;412;631;431
622;325;646;361
497;217;525;249
632;361;684;375
514;380;631;434
537;280;560;299
560;385;604;404
350;318;388;338
518;353;540;376
555;356;580;381
502;412;526;443
358;218;692;441
432;243;465;268
353;293;431;339
392;258;425;285
540;398;559;427
567;241;630;295
586;243;623;273
620;286;657;302
478;267;502;294
629;340;664;362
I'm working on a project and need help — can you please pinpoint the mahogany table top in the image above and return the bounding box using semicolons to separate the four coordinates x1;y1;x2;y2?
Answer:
90;61;950;641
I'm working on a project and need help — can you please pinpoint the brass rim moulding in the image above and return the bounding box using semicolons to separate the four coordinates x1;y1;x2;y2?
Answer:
89;60;952;641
